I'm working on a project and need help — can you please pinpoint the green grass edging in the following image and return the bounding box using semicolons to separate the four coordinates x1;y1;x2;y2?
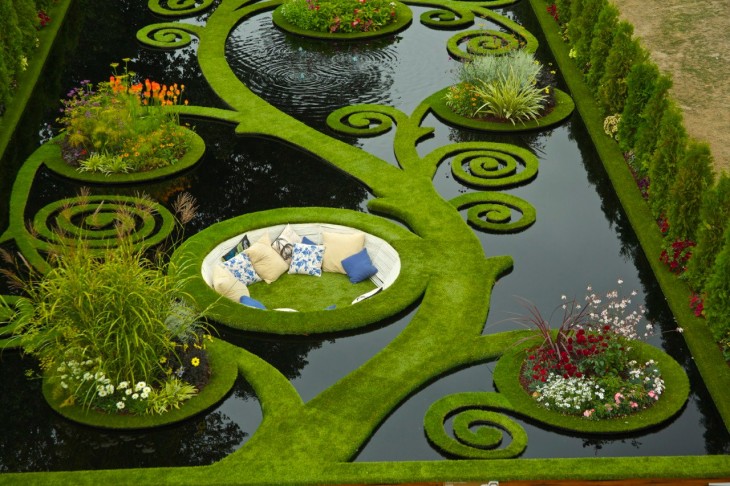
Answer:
271;2;413;40
0;0;73;164
171;207;428;335
527;0;730;434
41;338;238;429
42;129;205;184
428;87;575;132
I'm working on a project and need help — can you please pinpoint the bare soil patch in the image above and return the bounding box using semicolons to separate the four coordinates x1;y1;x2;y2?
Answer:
611;0;730;173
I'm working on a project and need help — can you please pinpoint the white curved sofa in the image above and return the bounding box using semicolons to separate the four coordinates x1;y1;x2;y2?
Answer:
201;223;401;303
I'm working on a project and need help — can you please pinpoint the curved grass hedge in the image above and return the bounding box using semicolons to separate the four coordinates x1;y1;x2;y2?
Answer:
42;338;238;429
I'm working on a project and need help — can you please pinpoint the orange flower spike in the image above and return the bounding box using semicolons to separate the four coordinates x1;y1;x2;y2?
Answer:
145;79;151;91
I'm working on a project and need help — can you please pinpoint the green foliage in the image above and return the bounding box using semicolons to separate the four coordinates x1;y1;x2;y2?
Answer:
0;1;23;87
145;378;199;415
684;174;730;292
633;74;672;172
471;70;548;124
458;49;542;87
57;66;193;173
585;2;619;91
14;0;39;54
617;62;660;153
555;0;571;25
280;0;398;34
666;140;715;241
9;235;206;403
445;51;549;123
704;224;730;342
571;0;605;71
648;102;687;219
566;0;585;45
597;21;645;115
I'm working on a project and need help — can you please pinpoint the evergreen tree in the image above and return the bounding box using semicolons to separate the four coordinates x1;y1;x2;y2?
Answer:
597;21;646;115
573;0;606;71
0;54;10;113
14;0;40;56
556;0;572;26
648;102;687;219
703;224;730;341
567;0;586;45
633;74;672;172
685;173;730;292
0;0;23;81
617;62;660;153
667;140;714;242
586;3;619;92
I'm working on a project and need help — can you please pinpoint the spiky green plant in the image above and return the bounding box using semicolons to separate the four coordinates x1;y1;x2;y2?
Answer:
472;68;548;124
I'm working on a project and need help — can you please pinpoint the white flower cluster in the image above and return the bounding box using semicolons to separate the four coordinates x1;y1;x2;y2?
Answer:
627;359;665;398
536;374;605;411
583;279;649;340
56;358;99;391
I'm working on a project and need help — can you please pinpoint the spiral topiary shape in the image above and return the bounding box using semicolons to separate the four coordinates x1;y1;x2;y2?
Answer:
445;143;538;189
447;30;521;61
326;104;406;137
450;192;536;233
147;0;216;17
424;391;528;459
136;23;202;49
30;195;176;254
419;7;474;30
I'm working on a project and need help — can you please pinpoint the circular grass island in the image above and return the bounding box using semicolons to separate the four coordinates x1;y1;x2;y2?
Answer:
271;1;412;41
427;86;575;133
42;339;238;429
42;128;205;184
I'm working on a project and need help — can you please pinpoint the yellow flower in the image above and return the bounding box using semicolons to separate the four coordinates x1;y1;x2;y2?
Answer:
159;356;167;364
191;357;200;367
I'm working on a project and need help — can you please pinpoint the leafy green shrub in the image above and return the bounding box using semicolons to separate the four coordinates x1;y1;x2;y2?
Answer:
566;0;586;45
14;0;38;54
57;61;193;174
571;0;605;71
555;0;572;25
666;140;715;242
280;0;397;33
704;225;730;345
617;62;660;153
597;21;646;116
684;174;730;292
585;2;619;91
146;378;199;415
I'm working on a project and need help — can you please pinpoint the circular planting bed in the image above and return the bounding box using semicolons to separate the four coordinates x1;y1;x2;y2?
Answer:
427;87;575;133
42;339;238;429
271;1;412;40
171;207;427;335
42;128;205;184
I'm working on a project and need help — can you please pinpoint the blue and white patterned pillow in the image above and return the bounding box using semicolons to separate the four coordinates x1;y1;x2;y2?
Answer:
288;243;325;277
222;252;262;286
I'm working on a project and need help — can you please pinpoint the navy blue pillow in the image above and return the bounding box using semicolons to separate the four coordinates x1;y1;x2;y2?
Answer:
341;248;378;284
222;235;251;261
301;236;316;245
239;296;267;310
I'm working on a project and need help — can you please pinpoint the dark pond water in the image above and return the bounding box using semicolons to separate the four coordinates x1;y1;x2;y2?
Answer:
0;0;727;473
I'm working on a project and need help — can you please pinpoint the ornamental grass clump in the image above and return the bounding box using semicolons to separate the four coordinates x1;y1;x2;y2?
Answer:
513;280;667;419
444;50;555;124
2;202;213;416
57;59;193;175
281;0;397;33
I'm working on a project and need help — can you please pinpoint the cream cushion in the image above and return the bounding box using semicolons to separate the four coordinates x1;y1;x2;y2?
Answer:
271;223;301;263
322;231;365;274
212;264;250;302
244;234;289;283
